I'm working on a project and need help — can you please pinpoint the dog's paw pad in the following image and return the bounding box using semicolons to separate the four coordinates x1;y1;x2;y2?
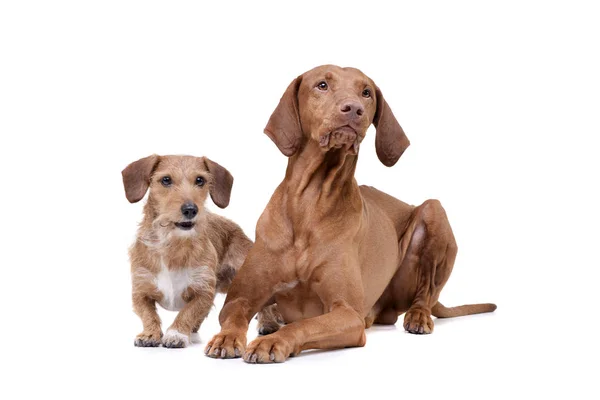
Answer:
162;329;190;348
403;308;434;335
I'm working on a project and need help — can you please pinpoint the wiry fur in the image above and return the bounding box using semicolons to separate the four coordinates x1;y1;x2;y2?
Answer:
123;154;279;348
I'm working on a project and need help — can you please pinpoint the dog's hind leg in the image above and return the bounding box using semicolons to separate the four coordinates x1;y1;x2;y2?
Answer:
401;199;457;334
375;199;495;333
371;200;457;333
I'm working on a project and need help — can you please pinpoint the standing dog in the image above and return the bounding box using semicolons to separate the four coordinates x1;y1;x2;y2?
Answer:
123;155;280;348
205;65;496;363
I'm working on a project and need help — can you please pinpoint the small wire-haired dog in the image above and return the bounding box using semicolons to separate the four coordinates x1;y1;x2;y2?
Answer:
122;154;281;348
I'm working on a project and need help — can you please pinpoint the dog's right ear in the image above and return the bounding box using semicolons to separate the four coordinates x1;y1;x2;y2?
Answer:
122;154;160;203
264;75;303;157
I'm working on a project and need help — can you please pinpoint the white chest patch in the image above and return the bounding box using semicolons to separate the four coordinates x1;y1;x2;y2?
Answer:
155;262;211;311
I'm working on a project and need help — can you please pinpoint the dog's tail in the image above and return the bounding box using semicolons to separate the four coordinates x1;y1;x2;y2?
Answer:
431;301;497;318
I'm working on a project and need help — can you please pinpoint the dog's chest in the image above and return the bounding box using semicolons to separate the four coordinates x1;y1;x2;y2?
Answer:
155;262;209;311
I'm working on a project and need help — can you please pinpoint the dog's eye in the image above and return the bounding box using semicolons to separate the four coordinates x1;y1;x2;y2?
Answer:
362;88;371;98
195;176;205;187
317;81;328;91
161;176;172;187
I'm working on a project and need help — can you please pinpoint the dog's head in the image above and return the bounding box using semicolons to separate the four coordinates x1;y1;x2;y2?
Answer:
122;155;233;237
264;65;409;166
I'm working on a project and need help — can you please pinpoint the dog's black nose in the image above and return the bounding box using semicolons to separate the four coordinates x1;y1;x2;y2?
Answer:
181;203;198;219
340;101;364;117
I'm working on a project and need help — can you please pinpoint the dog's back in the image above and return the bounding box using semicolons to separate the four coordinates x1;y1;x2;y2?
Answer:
359;185;415;236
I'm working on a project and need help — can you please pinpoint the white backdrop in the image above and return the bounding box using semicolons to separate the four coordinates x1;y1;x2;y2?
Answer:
1;1;598;399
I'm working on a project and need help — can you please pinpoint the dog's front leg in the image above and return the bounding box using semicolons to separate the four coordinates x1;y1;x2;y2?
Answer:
133;295;162;347
163;284;216;348
205;244;290;359
244;261;366;363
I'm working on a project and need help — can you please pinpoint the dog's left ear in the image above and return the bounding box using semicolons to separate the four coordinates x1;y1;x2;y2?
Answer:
122;154;160;203
373;86;410;167
203;157;234;209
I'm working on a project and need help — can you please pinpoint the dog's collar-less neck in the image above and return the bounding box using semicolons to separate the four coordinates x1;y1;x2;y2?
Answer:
285;139;359;198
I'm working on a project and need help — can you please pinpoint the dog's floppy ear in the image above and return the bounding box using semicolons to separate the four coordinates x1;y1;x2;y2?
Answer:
373;86;410;167
264;76;304;156
203;157;234;209
122;154;160;203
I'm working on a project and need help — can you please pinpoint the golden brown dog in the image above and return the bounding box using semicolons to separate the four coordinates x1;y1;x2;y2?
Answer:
205;65;496;363
123;155;281;348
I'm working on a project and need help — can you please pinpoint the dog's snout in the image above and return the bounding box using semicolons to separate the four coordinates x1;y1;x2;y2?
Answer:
340;101;364;117
181;203;198;219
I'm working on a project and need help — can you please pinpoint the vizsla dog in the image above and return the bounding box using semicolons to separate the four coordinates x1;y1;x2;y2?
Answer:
123;155;280;348
205;65;496;363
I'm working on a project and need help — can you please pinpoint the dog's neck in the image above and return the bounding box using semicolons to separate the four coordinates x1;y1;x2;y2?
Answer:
285;139;360;201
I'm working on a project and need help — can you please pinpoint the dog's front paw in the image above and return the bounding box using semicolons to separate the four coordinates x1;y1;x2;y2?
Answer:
243;333;296;364
403;308;434;334
205;329;246;359
134;330;163;347
162;329;190;348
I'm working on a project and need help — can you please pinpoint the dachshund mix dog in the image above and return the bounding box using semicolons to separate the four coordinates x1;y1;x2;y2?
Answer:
123;155;281;348
205;65;496;363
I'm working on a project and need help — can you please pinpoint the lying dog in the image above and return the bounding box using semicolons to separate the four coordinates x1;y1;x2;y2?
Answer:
205;65;496;362
122;154;280;348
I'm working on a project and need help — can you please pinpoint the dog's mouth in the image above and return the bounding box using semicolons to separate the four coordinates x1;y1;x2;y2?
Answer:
333;125;357;135
320;125;362;154
174;221;195;230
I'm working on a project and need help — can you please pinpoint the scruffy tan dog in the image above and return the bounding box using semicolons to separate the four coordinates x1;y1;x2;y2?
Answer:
122;154;281;348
